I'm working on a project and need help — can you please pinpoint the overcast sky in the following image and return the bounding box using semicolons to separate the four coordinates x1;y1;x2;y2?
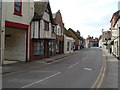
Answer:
36;0;119;38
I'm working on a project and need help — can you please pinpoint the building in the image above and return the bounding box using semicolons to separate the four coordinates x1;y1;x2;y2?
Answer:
110;10;120;59
53;10;64;54
85;35;99;48
30;1;56;61
2;0;34;64
64;28;75;53
68;28;81;50
98;35;103;48
101;30;111;49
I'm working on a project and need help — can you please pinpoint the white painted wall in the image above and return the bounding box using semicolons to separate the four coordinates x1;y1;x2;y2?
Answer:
4;28;26;61
3;0;34;25
56;24;62;36
39;11;56;39
43;12;50;21
99;39;102;48
31;21;39;38
64;35;75;53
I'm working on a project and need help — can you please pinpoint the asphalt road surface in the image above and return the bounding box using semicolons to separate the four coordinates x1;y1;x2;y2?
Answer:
2;47;104;88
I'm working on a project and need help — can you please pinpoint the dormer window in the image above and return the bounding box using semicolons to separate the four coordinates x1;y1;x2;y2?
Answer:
14;0;22;16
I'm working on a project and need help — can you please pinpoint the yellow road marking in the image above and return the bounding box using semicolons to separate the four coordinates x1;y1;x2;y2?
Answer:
91;52;107;88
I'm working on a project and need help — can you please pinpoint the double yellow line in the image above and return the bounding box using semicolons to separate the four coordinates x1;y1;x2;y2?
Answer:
91;52;107;88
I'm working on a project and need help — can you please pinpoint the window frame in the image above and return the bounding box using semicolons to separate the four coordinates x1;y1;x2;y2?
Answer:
44;21;49;31
14;0;22;16
34;41;44;56
67;42;70;51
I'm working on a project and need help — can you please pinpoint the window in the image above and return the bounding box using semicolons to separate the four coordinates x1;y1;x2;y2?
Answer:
32;21;39;38
44;21;49;31
52;26;54;33
56;41;59;53
67;42;70;51
34;41;44;56
49;41;54;53
14;0;22;16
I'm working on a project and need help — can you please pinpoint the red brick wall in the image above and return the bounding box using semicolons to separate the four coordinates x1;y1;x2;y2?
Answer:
54;11;64;54
54;11;64;28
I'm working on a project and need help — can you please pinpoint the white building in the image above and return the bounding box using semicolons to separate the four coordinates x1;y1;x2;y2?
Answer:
64;28;75;53
1;0;34;64
110;10;120;58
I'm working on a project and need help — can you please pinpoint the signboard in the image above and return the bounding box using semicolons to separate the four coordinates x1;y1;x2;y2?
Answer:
112;30;117;37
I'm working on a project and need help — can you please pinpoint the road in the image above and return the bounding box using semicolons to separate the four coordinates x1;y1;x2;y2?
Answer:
2;48;104;88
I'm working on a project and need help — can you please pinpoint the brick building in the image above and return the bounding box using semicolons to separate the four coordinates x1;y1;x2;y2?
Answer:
85;35;99;48
53;10;64;54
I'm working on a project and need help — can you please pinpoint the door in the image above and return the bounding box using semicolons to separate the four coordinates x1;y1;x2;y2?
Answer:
49;40;53;57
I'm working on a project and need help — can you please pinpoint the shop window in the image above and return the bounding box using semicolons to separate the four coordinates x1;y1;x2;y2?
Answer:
49;41;54;53
34;41;44;56
56;41;59;53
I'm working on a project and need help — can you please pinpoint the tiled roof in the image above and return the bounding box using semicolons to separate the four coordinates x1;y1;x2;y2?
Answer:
33;2;48;20
64;28;72;38
68;28;81;39
33;1;53;23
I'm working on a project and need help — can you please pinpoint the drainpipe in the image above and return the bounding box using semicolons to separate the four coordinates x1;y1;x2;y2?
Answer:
0;0;5;65
0;0;2;65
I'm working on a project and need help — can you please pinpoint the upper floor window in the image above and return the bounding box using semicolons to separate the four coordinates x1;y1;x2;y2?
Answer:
44;21;49;31
14;0;22;16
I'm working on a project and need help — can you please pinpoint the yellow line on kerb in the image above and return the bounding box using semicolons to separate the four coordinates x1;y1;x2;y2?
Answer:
91;53;107;88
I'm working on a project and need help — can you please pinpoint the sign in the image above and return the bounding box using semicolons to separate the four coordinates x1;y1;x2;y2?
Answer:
112;30;117;37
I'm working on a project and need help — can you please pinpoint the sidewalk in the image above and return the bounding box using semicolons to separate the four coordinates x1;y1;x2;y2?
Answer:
2;51;77;75
102;49;119;88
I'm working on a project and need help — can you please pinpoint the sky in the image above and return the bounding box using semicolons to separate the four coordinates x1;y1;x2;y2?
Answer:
35;0;119;38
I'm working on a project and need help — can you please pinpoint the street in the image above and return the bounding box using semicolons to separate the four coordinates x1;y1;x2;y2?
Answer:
3;48;105;88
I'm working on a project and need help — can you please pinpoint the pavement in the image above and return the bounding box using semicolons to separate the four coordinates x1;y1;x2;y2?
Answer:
2;51;77;75
102;49;119;88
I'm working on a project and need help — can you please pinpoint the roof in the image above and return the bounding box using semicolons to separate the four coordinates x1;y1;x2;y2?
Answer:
110;10;120;22
33;1;53;23
64;28;72;38
68;28;81;39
